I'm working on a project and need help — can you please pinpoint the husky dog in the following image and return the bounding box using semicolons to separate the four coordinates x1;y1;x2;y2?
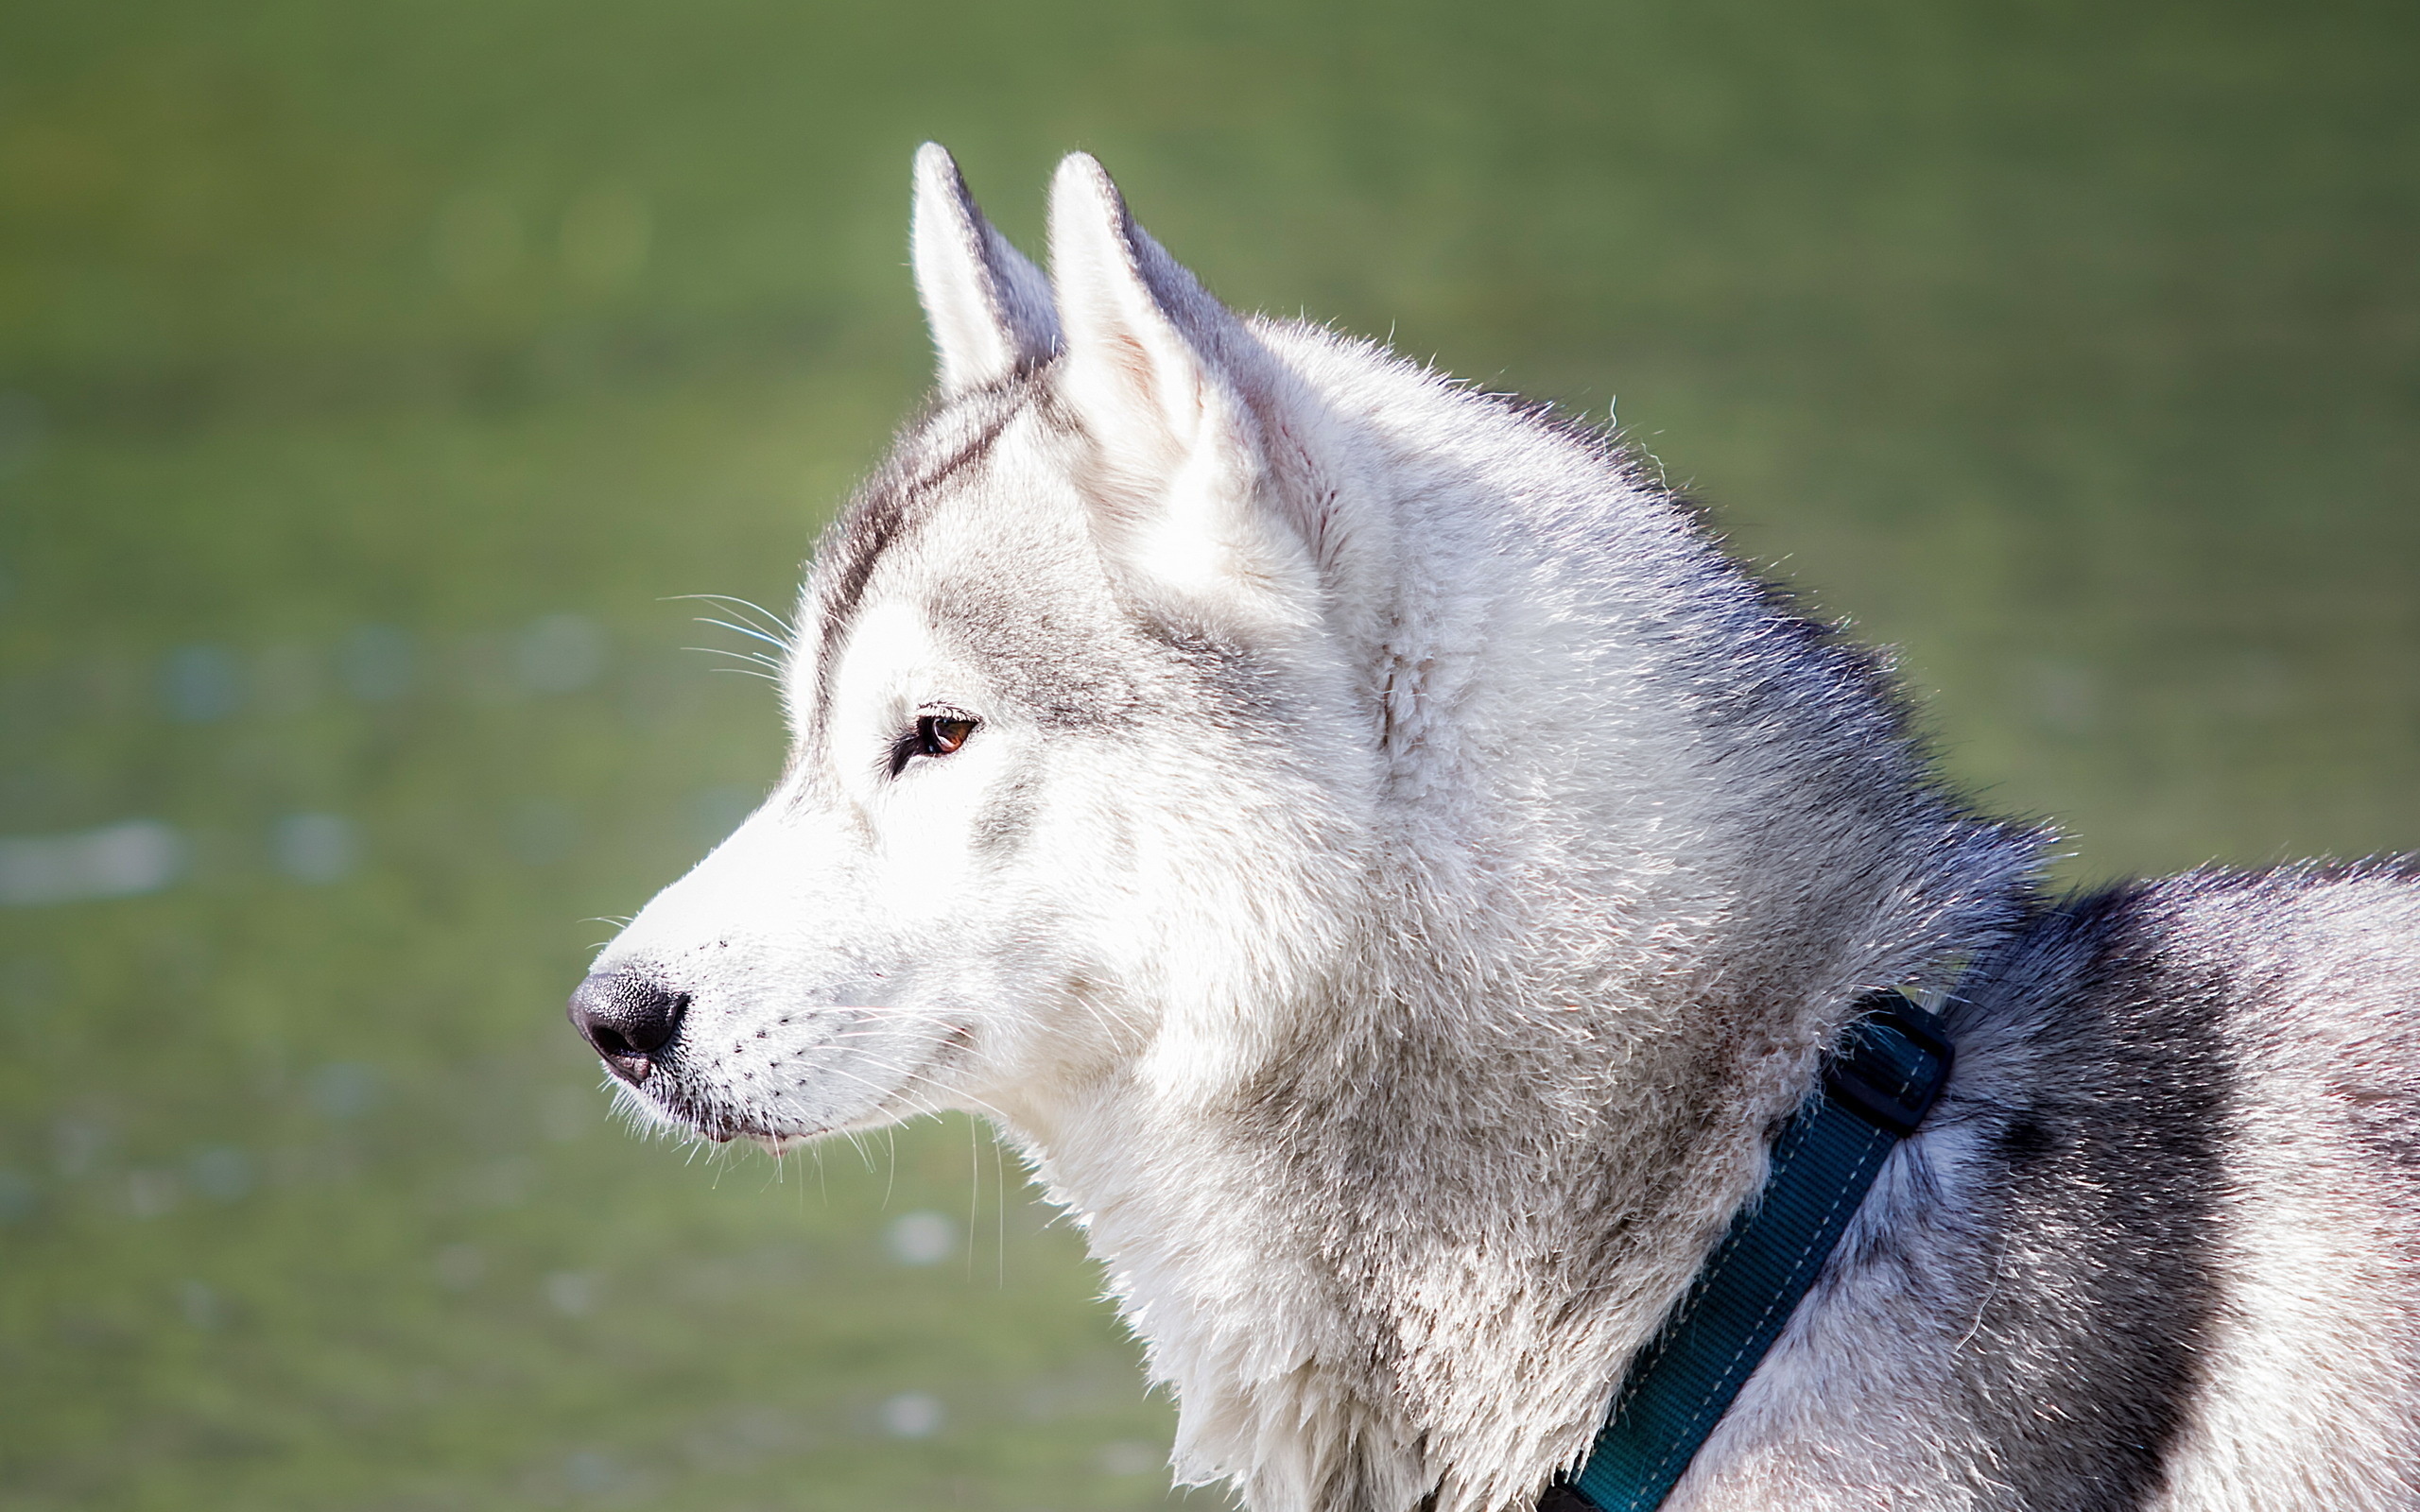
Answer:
569;146;2420;1511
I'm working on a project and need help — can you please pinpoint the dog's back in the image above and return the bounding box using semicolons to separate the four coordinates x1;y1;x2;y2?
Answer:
2133;868;2420;1508
1689;867;2420;1509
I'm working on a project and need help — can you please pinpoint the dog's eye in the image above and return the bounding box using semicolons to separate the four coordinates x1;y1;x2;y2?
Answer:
886;711;980;777
918;715;976;757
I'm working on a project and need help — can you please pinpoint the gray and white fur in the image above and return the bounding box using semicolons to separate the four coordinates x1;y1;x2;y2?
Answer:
572;145;2420;1511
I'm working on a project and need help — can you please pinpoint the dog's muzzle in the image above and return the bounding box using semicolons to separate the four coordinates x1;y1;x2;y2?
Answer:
567;971;689;1085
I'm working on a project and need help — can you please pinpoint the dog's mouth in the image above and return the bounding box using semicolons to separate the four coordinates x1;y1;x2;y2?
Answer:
614;1073;752;1143
621;1068;840;1146
614;1019;976;1148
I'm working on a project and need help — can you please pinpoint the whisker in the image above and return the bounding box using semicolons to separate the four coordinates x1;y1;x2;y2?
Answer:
694;616;794;654
666;593;798;642
683;644;783;671
994;1131;1009;1289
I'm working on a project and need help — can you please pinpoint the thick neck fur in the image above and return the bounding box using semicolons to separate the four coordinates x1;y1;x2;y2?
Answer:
990;326;2044;1512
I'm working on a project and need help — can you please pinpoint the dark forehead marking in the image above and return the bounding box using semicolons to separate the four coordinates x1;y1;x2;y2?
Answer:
813;408;1014;661
802;389;1028;765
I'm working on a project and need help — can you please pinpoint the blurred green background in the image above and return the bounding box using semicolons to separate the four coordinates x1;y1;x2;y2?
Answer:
0;1;2412;1507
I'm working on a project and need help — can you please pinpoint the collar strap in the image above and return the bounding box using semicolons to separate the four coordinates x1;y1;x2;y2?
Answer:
1547;990;1955;1512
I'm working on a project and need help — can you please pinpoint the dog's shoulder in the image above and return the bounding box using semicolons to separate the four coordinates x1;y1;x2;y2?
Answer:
1981;861;2420;1035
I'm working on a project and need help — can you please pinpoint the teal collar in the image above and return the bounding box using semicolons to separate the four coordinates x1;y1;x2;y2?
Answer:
1547;991;1956;1512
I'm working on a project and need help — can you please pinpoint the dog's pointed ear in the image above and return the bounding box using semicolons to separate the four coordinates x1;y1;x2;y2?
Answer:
1046;152;1321;621
911;143;1059;395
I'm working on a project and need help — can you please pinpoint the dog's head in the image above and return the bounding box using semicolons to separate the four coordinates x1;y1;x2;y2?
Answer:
571;147;1385;1145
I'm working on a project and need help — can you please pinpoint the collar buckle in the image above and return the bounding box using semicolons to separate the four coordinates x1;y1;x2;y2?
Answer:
1819;991;1956;1139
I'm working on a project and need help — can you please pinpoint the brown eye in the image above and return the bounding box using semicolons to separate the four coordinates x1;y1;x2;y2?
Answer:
917;715;976;757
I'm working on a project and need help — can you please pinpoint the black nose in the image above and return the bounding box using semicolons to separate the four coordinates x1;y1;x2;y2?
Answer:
567;972;689;1085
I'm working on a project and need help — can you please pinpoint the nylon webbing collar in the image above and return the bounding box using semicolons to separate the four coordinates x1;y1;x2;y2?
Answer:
1544;991;1955;1512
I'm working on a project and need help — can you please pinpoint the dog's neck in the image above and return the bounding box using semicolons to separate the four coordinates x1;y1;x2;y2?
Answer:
1003;946;2001;1512
997;339;2041;1512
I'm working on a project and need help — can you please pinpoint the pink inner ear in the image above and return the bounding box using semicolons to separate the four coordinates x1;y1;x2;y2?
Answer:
1103;333;1158;395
